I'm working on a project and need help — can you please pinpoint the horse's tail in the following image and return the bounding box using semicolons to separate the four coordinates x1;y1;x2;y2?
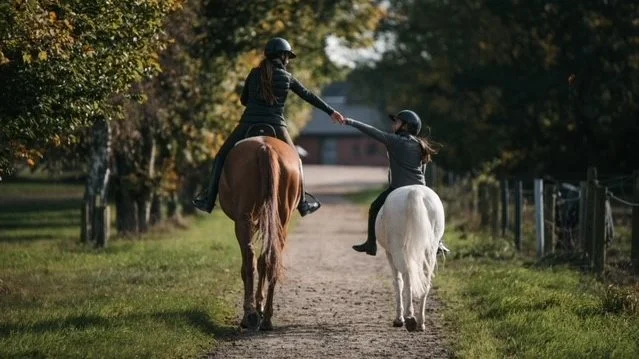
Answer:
398;188;435;298
254;143;285;283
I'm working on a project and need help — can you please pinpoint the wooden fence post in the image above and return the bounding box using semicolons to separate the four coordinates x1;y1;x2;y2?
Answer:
425;164;434;188
578;181;587;252
472;180;479;222
544;183;556;254
479;182;489;227
432;164;438;191
592;185;607;274
534;179;545;257
584;167;598;267
491;183;500;238
501;179;509;237
632;170;639;274
515;180;523;251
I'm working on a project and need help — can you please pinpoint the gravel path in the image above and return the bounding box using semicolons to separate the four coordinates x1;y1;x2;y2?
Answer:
207;166;450;358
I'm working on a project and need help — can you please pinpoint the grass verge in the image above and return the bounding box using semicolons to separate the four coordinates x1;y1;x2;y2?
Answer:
348;187;639;358
1;182;241;358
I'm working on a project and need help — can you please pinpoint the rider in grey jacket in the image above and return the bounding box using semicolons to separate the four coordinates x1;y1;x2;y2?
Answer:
344;110;449;256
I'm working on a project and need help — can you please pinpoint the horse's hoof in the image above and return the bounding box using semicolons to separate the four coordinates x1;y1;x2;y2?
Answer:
241;312;261;330
260;318;273;331
419;323;426;332
405;317;418;332
248;312;261;330
393;318;404;328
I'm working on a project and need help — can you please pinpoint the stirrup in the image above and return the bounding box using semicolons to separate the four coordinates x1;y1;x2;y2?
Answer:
437;242;450;254
298;193;321;217
298;201;320;217
304;192;320;206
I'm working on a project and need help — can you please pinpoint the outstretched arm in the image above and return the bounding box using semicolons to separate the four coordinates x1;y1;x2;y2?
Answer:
290;76;335;115
344;118;390;145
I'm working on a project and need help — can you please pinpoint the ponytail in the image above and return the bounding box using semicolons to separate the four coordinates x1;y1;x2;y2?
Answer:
416;136;442;164
259;58;277;105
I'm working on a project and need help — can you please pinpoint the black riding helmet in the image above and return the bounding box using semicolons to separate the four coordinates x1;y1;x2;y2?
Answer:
389;110;422;136
264;37;297;59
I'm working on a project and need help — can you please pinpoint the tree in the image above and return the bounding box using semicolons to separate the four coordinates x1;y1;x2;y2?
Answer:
0;0;181;176
350;0;638;177
1;0;180;245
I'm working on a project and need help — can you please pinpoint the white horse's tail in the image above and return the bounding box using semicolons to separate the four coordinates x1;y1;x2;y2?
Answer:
395;188;432;298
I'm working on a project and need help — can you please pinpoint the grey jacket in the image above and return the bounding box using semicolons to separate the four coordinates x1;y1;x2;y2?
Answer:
240;59;335;126
345;118;425;188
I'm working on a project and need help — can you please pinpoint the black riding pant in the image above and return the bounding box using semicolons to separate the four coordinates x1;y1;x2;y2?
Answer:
207;123;295;202
367;187;396;243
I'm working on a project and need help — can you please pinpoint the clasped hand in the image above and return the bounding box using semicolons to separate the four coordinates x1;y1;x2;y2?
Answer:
331;111;346;125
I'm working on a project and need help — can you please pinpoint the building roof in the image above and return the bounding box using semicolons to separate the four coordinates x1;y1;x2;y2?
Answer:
300;82;390;136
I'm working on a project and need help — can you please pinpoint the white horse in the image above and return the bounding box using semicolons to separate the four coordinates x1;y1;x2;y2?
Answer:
376;185;445;332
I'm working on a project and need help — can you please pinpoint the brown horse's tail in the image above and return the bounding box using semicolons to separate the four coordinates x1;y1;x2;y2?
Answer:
254;143;285;283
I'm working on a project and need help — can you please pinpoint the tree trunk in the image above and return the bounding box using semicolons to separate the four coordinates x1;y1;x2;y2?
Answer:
167;192;179;218
82;117;111;247
150;193;162;225
136;127;157;233
114;152;138;234
181;174;198;215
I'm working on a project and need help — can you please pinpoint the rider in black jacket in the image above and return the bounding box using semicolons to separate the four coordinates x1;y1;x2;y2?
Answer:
193;38;344;216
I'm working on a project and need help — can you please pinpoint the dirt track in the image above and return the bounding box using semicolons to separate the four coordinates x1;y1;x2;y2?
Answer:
207;165;450;358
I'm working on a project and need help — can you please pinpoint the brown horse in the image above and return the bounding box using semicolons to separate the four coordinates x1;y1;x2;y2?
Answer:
218;136;302;331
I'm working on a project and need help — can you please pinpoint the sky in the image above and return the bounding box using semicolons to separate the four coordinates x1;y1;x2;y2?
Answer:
324;1;394;68
324;33;395;68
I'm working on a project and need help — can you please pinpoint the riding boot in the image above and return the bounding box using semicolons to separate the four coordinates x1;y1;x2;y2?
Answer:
296;160;321;217
352;202;379;256
192;160;222;213
352;189;392;256
352;230;377;256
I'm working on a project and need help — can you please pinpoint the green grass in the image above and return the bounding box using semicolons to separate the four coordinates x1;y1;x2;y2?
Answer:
0;182;241;358
349;187;639;359
439;232;639;358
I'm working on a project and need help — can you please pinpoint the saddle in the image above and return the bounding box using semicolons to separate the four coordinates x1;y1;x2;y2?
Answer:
244;123;277;139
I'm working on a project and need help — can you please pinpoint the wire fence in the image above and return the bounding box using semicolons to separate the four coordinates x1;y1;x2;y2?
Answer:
430;166;639;275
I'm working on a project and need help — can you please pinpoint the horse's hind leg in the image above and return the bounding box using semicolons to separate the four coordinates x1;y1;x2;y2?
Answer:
402;272;417;332
236;221;260;330
260;268;277;331
386;252;404;328
255;255;267;314
417;282;431;332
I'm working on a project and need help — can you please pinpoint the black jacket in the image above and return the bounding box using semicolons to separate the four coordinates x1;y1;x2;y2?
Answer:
240;60;335;126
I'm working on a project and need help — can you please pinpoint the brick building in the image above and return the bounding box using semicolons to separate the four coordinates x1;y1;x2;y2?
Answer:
296;83;390;166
